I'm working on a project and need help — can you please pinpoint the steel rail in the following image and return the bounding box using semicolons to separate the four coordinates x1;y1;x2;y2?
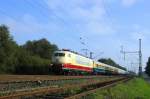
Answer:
65;77;132;99
0;75;113;83
0;77;126;99
0;76;114;93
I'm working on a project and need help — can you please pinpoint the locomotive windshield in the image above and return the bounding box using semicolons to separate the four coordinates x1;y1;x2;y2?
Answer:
54;53;65;57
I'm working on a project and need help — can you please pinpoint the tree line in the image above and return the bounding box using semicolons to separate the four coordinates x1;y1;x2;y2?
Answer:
0;25;58;74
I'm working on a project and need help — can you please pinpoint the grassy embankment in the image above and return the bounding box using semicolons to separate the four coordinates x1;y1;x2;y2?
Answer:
88;78;150;99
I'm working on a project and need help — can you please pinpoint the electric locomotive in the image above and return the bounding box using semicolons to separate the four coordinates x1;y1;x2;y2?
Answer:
51;49;93;75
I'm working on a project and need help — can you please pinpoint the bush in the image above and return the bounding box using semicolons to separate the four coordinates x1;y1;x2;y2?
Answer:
14;49;51;74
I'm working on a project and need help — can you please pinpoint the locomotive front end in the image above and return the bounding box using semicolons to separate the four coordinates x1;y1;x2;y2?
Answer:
51;50;70;74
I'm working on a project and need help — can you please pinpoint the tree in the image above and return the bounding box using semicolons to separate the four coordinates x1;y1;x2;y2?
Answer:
0;25;18;73
23;38;58;60
0;24;57;74
145;57;150;76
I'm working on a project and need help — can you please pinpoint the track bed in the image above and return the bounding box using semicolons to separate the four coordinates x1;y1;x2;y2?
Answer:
0;75;130;99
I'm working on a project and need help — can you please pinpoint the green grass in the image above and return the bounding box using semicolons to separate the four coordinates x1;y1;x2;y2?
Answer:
88;78;150;99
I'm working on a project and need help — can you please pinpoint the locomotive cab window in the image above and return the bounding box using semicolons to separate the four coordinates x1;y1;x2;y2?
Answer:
54;53;65;57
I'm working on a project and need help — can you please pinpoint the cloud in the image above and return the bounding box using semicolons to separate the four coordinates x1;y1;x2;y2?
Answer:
45;0;116;36
1;0;117;44
130;24;150;41
0;14;65;44
121;0;138;7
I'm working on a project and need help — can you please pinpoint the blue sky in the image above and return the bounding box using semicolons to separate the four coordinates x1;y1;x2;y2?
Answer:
0;0;149;73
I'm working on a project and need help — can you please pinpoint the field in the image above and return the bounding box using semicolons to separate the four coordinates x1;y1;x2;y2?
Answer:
89;78;150;99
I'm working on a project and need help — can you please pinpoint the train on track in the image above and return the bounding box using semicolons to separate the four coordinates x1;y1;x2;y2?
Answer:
51;49;128;75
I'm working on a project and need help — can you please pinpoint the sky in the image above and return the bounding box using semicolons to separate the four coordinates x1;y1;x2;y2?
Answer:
0;0;149;73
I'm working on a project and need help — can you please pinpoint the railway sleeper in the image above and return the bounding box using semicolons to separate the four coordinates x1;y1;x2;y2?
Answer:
23;77;127;99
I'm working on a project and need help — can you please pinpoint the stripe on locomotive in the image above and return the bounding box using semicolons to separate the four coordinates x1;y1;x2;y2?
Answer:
63;63;93;72
93;68;105;73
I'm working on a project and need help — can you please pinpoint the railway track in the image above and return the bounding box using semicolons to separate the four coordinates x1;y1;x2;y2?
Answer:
0;75;111;82
0;75;114;92
65;77;132;99
0;75;131;99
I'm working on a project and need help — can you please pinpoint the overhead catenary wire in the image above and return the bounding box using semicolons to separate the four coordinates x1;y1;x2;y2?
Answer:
78;0;113;57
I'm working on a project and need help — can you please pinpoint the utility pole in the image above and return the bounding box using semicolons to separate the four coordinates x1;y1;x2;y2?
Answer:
120;46;138;60
90;52;94;59
80;37;89;57
139;39;142;76
121;39;142;76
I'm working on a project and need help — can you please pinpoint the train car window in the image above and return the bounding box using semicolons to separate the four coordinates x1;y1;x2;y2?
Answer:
54;53;59;56
54;53;65;56
59;53;65;56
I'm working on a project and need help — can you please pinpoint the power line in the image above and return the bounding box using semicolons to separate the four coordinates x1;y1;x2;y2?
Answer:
121;39;142;76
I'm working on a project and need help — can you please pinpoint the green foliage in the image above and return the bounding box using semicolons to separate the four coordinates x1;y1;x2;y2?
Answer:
89;78;150;99
22;38;58;60
14;48;51;74
0;24;58;74
145;57;150;76
98;58;126;70
0;25;18;73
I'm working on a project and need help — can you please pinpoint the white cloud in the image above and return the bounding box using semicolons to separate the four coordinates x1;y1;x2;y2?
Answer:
1;14;63;34
0;14;66;44
45;0;116;36
121;0;138;7
1;0;117;42
130;24;150;41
